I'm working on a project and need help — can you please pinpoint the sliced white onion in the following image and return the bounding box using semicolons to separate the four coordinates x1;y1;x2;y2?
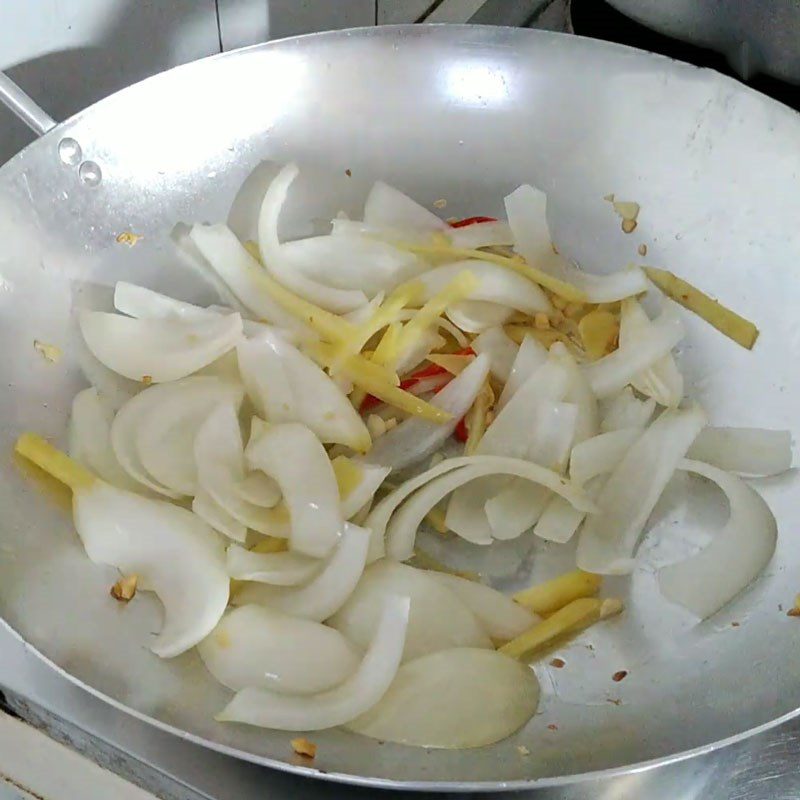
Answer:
235;471;281;508
496;334;547;410
485;401;578;541
363;353;490;471
68;388;142;492
110;377;242;498
218;595;409;731
343;291;384;325
687;427;793;477
504;184;648;301
195;403;289;537
364;181;448;233
73;482;228;657
415;260;549;315
79;310;243;384
226;545;321;585
237;330;370;452
472;326;519;383
427;573;536;641
341;463;392;519
188;223;309;332
135;380;245;497
258;163;368;313
569;427;642;485
198;605;359;694
576;404;707;574
328;560;491;661
448;220;514;249
446;300;513;334
387;457;595;559
620;299;684;407
234;523;369;621
584;303;684;399
600;387;657;432
658;459;778;618
534;493;586;544
192;488;247;542
245;422;345;557
558;343;599;444
346;648;540;749
113;282;212;322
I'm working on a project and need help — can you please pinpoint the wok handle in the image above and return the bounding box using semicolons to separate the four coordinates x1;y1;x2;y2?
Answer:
0;72;56;137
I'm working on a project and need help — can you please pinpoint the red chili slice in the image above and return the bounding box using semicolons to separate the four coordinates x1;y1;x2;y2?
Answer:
448;216;498;228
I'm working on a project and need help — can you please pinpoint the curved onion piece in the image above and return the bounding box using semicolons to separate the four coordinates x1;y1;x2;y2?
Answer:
570;428;642;485
386;457;595;559
448;220;514;249
427;573;536;641
192;489;247;542
496;334;547;409
504;184;648;301
659;459;778;618
280;235;422;297
534;493;586;544
235;471;281;507
445;355;571;544
557;343;599;444
113;282;213;322
194;402;287;538
234;523;369;620
584;303;684;399
79;310;243;383
472;326;519;383
346;648;539;748
577;404;707;575
136;380;245;497
68;388;142;492
364;181;447;233
446;300;513;334
226;545;321;585
188;223;309;332
687;427;792;477
416;261;549;315
344;291;384;325
110;377;242;498
484;402;578;541
620;299;684;407
600;387;657;432
363;354;490;471
245;423;345;557
237;330;370;452
198;605;359;693
73;482;228;657
341;463;392;519
328;561;491;661
217;595;410;731
258;163;368;313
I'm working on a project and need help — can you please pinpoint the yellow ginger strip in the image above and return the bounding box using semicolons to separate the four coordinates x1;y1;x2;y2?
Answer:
15;433;95;492
514;570;602;615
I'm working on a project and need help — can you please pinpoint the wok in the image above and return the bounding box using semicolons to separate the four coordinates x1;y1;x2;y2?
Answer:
0;24;799;791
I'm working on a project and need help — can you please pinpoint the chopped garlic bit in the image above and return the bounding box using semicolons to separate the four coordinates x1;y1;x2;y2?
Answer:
33;340;61;363
116;231;142;247
290;737;317;758
433;198;447;209
367;414;388;440
141;375;153;386
533;312;550;331
516;745;530;756
638;243;648;256
110;573;138;602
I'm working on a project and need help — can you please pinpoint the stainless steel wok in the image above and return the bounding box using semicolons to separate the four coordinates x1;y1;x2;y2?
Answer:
0;24;798;792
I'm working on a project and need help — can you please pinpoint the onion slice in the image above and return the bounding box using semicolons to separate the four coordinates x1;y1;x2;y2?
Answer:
600;387;657;432
79;310;242;384
472;326;519;383
237;329;371;452
364;181;448;233
658;459;778;618
198;605;359;693
446;300;513;334
328;560;491;661
340;462;392;519
245;423;345;557
363;353;490;471
226;545;321;586
569;427;642;485
258;163;368;313
496;334;547;409
233;522;369;621
427;573;536;641
192;489;247;542
346;648;540;749
577;404;707;574
68;388;142;492
216;594;410;731
113;282;213;323
687;427;792;477
448;220;514;249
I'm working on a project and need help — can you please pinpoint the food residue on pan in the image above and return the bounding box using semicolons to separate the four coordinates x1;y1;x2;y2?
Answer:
33;340;61;363
612;670;629;682
291;737;317;758
110;574;138;602
116;231;143;247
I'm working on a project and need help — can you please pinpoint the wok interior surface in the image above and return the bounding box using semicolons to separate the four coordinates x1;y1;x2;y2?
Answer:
0;25;799;789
